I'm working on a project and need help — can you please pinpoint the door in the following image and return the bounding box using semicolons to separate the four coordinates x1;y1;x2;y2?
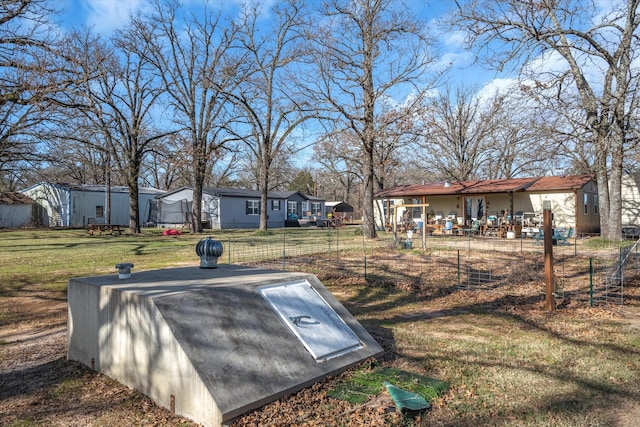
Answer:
259;280;362;362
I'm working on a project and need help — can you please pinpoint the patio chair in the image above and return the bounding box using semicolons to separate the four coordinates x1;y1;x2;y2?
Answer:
463;220;480;236
533;230;544;244
554;227;574;245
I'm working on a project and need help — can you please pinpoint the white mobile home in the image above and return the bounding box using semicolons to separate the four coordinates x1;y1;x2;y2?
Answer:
21;182;165;227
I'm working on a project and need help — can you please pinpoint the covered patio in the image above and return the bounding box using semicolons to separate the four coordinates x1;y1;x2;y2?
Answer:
374;175;599;244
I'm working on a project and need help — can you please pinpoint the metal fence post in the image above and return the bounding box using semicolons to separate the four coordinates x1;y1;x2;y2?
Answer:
282;232;286;270
227;238;231;264
362;232;367;280
457;250;461;290
589;257;593;307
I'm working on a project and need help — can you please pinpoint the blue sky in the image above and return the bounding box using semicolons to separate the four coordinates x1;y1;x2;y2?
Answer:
57;0;506;95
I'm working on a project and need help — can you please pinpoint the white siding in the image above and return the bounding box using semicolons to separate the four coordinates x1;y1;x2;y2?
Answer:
0;204;32;228
622;173;640;226
22;183;163;228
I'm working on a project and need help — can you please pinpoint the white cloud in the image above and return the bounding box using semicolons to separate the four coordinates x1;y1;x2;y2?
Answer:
82;0;146;34
523;50;570;77
442;30;466;48
475;78;518;102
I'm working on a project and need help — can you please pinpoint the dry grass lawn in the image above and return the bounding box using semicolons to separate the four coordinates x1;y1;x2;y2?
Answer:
1;229;640;426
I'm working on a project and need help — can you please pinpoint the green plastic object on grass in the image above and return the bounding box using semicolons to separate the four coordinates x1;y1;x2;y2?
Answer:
384;381;430;412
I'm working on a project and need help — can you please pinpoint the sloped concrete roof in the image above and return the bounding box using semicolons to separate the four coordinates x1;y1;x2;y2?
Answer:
68;265;382;427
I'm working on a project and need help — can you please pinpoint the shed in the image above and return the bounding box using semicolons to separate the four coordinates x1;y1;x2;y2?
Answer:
21;182;165;227
325;201;354;222
326;201;354;214
0;192;33;228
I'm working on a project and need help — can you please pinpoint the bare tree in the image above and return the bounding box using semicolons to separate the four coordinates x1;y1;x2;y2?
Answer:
454;0;640;240
64;28;170;233
0;0;73;188
225;0;317;231
416;85;555;181
415;86;503;181
306;0;436;238
41;117;112;185
373;103;420;190
140;134;188;190
234;147;297;192
313;131;363;202
485;91;567;179
139;1;239;232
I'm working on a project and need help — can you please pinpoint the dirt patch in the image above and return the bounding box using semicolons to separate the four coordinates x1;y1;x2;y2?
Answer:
0;287;201;427
2;251;640;426
0;286;410;426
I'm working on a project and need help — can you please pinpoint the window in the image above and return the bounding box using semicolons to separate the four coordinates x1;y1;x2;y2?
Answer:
96;205;104;218
594;194;599;215
383;200;394;217
246;200;260;215
584;193;588;214
311;202;322;215
411;198;421;219
287;201;297;216
301;201;310;215
271;200;281;211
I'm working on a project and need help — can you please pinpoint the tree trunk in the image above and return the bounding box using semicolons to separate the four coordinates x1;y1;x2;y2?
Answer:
192;177;203;233
605;123;625;240
128;180;140;234
192;153;205;233
127;154;142;233
260;166;269;231
362;150;377;238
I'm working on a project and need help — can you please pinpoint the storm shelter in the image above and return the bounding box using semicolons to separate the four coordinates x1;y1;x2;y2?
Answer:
67;264;383;427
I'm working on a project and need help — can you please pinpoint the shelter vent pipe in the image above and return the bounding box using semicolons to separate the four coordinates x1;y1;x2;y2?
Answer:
115;263;134;279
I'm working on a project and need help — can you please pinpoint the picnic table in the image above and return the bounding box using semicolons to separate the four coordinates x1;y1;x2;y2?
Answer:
88;224;125;236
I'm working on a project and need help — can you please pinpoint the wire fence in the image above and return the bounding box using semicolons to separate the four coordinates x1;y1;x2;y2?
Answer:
215;228;639;309
589;240;640;306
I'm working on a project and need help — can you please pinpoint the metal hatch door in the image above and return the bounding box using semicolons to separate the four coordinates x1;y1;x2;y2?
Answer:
259;280;362;362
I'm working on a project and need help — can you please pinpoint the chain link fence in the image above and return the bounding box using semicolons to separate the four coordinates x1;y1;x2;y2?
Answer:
215;228;639;309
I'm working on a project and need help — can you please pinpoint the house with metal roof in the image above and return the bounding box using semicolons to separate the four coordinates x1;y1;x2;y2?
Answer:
21;182;165;228
152;187;326;229
374;174;599;235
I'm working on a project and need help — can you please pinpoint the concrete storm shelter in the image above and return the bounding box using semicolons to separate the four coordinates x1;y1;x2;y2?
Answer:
67;264;383;426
